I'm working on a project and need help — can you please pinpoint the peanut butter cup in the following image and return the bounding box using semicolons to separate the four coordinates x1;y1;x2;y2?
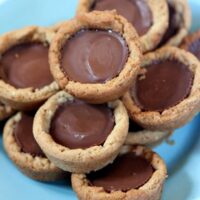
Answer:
87;152;154;192
50;11;141;103
0;42;53;89
157;0;191;48
33;91;129;173
0;26;59;110
91;0;152;36
126;119;169;146
50;100;114;149
61;29;128;84
132;60;193;112
123;47;200;131
3;112;66;181
76;0;168;52
72;145;167;200
14;112;45;157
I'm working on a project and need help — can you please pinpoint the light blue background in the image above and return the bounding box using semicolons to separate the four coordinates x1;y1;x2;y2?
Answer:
0;0;200;199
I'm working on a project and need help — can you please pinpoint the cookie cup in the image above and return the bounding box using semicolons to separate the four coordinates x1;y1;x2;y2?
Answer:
0;26;59;111
33;91;129;173
72;145;167;200
76;0;168;53
3;112;66;181
125;129;170;146
123;47;200;131
49;11;141;104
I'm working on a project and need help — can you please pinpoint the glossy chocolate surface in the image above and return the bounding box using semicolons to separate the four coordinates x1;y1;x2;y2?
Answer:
50;100;115;149
91;0;152;36
14;112;45;157
132;60;193;111
0;42;53;89
61;29;128;83
87;152;154;192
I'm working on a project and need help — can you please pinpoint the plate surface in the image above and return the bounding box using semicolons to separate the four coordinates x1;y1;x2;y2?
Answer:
0;0;200;199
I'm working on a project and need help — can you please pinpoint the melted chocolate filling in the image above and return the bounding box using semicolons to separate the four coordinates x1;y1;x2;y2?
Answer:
87;152;154;192
91;0;152;36
14;112;45;157
0;42;53;89
132;60;193;112
50;100;115;149
61;29;129;83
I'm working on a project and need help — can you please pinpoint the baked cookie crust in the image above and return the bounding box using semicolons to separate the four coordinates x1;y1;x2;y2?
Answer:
72;145;167;200
3;112;66;181
125;129;170;146
33;91;129;173
0;26;60;111
123;47;200;131
49;11;141;104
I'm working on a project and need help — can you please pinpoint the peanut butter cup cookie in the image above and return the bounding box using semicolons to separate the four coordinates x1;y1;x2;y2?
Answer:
72;145;167;200
0;26;59;110
33;91;129;173
126;119;170;146
77;0;168;53
3;112;66;181
49;11;141;104
181;30;200;61
157;0;191;48
123;47;200;131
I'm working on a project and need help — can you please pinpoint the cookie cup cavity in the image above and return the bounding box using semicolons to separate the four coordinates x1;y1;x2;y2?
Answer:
0;103;15;121
125;130;170;146
76;0;169;53
3;112;65;181
49;11;141;104
33;91;129;173
123;47;200;131
164;0;191;47
0;26;59;111
72;145;167;200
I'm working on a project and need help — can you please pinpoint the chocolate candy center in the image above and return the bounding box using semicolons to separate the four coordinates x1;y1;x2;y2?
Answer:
61;29;129;83
50;100;114;149
91;0;152;36
87;152;154;192
0;42;54;89
158;3;179;47
132;60;193;112
129;119;144;132
14;112;45;157
188;39;200;60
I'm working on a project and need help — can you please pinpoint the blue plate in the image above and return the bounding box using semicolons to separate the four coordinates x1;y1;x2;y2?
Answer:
0;0;200;199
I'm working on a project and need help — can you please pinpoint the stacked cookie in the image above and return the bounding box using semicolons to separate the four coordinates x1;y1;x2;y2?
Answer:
0;0;199;199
